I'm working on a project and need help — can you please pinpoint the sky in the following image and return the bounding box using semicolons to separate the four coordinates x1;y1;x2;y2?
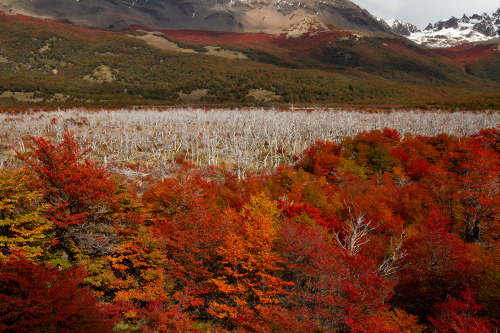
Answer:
353;0;500;28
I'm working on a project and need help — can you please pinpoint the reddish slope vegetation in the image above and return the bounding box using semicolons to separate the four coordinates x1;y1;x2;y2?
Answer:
130;26;353;68
154;26;351;48
437;42;499;61
434;42;500;83
149;26;495;81
2;12;115;40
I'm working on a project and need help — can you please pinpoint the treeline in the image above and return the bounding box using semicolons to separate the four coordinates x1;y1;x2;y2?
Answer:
0;126;499;332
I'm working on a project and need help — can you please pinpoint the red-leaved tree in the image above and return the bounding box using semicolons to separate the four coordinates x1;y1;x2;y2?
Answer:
0;251;111;332
17;131;121;259
428;290;495;333
394;209;474;317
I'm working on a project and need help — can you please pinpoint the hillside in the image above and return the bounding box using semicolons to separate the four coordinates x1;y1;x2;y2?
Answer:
0;13;499;109
435;41;500;84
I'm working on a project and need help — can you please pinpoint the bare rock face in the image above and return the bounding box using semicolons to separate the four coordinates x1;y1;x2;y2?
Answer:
0;0;390;34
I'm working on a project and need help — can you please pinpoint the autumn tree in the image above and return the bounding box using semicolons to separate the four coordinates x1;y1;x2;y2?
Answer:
340;128;401;176
138;293;203;333
428;290;495;333
426;141;500;243
17;131;122;260
296;140;341;181
469;245;500;322
0;168;51;259
278;220;394;332
379;307;426;333
84;221;168;304
455;145;499;243
470;127;500;153
0;251;111;333
390;134;437;181
209;194;292;330
143;173;232;321
393;210;474;318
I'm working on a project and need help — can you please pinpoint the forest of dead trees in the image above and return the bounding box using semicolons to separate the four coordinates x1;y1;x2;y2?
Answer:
1;108;498;178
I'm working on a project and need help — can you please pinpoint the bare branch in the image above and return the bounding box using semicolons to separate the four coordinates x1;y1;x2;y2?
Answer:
378;231;407;280
335;203;376;255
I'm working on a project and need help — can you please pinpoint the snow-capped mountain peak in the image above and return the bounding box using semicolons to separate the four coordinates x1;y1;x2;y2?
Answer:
387;8;500;48
385;18;419;37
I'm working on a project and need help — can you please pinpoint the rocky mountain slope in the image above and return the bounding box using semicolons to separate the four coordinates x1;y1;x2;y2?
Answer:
387;8;500;48
0;0;390;34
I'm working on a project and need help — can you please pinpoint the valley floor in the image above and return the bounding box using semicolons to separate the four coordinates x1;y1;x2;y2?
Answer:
1;107;498;178
0;107;498;332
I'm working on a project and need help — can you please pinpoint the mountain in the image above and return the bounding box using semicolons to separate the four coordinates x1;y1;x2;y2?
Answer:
387;8;500;48
385;19;419;37
0;2;499;109
0;0;390;34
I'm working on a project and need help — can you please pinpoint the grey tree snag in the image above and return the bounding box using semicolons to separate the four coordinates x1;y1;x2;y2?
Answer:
0;108;497;176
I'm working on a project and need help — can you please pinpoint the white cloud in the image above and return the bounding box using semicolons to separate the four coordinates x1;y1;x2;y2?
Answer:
356;0;403;19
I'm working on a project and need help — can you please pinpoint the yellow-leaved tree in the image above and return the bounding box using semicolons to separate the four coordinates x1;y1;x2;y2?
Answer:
0;169;51;259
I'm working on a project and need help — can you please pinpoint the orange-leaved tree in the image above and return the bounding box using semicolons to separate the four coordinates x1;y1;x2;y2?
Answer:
208;193;293;330
144;174;228;293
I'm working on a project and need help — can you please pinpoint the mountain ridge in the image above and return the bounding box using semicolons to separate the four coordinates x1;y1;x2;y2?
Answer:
387;8;500;48
0;0;391;35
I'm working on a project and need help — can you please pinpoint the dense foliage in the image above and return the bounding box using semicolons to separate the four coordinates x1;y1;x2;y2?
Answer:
0;125;498;332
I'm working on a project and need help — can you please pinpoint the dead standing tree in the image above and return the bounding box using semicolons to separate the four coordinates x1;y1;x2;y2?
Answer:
0;108;498;176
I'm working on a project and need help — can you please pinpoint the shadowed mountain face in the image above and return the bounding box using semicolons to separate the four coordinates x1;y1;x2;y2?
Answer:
0;0;390;33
